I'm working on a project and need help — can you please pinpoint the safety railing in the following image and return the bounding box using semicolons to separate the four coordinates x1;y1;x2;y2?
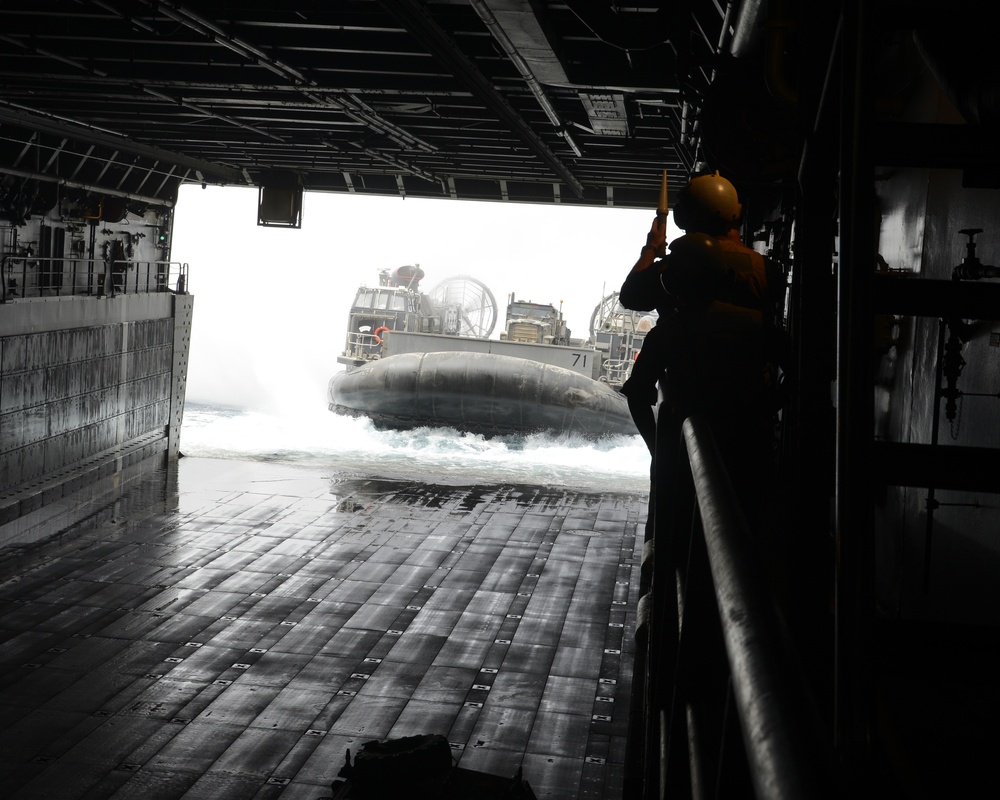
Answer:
625;414;832;800
1;256;188;302
601;357;634;388
342;331;384;361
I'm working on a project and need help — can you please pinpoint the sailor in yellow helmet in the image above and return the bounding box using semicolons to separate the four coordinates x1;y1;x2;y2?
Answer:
675;172;784;317
629;171;784;321
619;171;786;524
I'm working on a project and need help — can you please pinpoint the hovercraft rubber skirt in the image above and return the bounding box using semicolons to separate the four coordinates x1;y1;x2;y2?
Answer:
329;351;634;438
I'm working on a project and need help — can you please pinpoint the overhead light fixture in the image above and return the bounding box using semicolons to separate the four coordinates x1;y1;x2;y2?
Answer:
257;170;303;229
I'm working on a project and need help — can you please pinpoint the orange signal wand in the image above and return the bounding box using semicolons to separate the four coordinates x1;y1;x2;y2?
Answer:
656;169;668;219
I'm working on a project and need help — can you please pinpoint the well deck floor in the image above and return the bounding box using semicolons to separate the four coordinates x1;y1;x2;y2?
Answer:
0;457;646;800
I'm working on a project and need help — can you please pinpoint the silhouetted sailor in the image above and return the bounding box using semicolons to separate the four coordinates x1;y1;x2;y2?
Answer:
619;171;785;458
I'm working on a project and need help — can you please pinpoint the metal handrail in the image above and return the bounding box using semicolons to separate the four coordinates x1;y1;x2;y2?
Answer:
342;331;384;360
1;255;188;302
626;414;832;800
682;416;832;799
601;357;634;387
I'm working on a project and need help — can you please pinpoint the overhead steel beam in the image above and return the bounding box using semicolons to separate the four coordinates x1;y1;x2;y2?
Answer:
344;142;441;185
469;0;583;155
141;0;437;155
0;165;175;207
0;105;246;184
377;0;586;198
2;23;284;148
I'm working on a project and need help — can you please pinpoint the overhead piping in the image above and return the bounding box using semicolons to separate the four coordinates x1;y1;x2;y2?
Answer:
377;0;585;198
141;87;284;142
343;142;440;184
1;26;283;145
730;0;797;108
0;165;174;208
0;105;245;184
468;0;582;158
139;0;437;154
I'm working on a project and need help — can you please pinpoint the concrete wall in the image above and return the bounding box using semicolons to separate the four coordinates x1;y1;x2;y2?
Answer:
0;292;192;547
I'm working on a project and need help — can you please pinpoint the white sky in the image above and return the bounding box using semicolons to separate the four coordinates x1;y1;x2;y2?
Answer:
170;184;680;412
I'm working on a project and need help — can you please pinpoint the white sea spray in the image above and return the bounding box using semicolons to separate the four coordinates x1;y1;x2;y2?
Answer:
181;402;650;494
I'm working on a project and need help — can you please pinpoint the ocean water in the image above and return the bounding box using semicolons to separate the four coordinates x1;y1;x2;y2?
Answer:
180;402;651;495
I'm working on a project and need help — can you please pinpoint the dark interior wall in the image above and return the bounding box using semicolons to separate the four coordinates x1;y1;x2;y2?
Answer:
873;94;1000;622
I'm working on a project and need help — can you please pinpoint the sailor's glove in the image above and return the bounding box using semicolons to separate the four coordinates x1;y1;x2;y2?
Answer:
645;219;667;258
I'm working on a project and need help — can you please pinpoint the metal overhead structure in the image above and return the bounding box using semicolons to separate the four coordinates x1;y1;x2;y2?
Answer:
0;0;787;218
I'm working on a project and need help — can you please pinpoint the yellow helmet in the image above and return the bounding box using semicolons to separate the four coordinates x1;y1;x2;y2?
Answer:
673;171;742;232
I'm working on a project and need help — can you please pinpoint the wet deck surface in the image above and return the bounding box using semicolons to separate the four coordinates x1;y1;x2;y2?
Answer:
0;457;646;800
